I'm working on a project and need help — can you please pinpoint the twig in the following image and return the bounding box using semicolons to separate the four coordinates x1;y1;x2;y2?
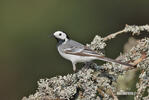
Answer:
109;89;119;100
103;24;149;41
124;52;147;70
103;29;126;41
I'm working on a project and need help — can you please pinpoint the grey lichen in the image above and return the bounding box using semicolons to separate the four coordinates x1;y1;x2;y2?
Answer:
23;25;149;100
124;24;149;35
37;74;77;99
87;35;106;50
22;67;116;100
86;35;106;56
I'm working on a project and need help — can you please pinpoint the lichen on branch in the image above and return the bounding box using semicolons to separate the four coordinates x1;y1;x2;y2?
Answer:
23;25;149;100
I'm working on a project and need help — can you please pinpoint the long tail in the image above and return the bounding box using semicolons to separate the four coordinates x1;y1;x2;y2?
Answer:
95;56;134;67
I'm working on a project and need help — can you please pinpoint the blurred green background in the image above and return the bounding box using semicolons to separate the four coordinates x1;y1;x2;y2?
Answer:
1;0;149;100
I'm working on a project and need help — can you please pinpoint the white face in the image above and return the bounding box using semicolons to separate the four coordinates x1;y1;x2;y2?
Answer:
53;31;67;40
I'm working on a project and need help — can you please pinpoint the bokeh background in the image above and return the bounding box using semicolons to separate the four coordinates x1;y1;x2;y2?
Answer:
1;0;149;100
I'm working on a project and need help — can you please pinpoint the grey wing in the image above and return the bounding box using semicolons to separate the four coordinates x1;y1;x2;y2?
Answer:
63;40;99;55
63;40;85;53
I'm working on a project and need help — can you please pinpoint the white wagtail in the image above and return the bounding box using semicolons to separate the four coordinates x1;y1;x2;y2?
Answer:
51;31;133;71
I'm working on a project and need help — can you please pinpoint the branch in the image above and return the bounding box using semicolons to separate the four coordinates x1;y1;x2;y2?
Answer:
103;24;149;41
22;25;149;100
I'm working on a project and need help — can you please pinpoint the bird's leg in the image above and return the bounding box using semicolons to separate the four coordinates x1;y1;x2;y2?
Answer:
72;62;77;72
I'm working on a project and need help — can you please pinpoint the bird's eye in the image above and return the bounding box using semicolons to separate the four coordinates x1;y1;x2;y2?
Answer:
59;33;62;36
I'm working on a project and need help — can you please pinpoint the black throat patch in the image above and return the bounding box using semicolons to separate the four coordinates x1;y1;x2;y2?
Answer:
55;37;65;46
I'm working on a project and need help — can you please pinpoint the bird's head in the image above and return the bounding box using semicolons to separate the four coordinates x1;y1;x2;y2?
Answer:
51;31;69;43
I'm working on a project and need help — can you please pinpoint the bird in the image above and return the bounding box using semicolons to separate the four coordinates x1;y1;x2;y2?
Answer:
50;31;133;71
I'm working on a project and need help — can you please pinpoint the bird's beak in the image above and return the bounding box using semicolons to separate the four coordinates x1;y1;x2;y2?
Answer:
48;34;54;38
